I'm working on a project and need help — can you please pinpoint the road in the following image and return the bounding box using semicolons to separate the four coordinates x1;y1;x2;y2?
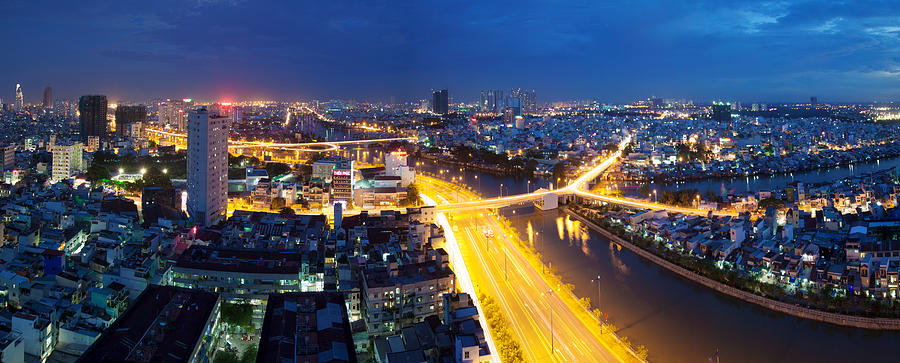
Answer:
437;135;735;217
419;176;636;362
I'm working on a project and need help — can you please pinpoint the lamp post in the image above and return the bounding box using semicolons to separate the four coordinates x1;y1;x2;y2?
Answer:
500;183;503;198
543;289;556;357
653;189;657;203
592;275;602;333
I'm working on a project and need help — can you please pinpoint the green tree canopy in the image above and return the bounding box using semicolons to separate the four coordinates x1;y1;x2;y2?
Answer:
221;302;253;328
265;162;292;178
271;196;286;210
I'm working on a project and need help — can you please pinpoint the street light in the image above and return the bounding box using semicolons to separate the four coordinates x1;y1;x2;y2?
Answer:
592;275;603;333
542;289;557;356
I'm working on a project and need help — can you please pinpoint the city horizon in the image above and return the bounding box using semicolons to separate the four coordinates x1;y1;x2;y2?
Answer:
4;1;900;103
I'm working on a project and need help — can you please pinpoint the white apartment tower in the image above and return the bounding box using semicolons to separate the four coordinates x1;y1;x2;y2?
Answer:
187;107;230;226
52;142;83;182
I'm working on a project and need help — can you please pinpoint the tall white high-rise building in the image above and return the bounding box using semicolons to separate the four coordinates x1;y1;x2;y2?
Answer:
14;84;24;111
52;142;83;182
187;107;230;226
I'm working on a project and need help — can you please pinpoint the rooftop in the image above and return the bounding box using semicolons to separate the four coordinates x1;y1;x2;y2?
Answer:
256;292;357;363
79;285;219;363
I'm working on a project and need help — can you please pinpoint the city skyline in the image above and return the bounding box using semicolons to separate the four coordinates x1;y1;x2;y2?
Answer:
4;1;900;103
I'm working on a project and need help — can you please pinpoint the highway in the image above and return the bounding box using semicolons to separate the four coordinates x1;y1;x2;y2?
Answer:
436;135;735;217
145;127;415;148
419;176;639;362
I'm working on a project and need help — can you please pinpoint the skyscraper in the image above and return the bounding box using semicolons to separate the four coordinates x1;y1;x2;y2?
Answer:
114;105;147;136
811;96;818;106
510;88;536;114
42;86;52;109
78;95;108;143
432;89;449;115
479;89;504;113
14;84;24;111
187;107;230;226
159;98;192;130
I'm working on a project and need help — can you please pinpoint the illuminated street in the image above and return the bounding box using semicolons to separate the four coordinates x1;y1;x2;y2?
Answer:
419;174;642;362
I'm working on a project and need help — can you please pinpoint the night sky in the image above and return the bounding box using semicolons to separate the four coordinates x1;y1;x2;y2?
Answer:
3;0;900;103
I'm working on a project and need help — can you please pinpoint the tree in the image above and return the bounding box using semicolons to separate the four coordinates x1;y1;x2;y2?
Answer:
551;163;567;184
221;302;253;328
215;350;240;363
265;162;292;178
86;162;111;183
400;183;422;207
279;206;295;215
271;197;286;211
638;184;651;198
93;150;119;165
142;166;172;188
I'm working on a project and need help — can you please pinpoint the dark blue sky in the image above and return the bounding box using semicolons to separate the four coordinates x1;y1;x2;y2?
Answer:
3;0;900;103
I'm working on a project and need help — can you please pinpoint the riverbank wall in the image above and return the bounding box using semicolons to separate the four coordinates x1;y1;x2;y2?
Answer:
562;206;900;330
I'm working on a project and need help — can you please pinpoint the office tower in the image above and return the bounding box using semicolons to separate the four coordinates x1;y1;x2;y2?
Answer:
14;84;23;111
479;89;504;113
503;107;516;125
42;86;52;109
511;88;536;113
0;144;14;170
505;96;522;116
79;95;108;143
231;106;242;124
311;156;354;204
114;105;147;136
159;98;192;131
52;141;84;182
331;162;354;205
811;96;818;106
711;102;732;122
431;89;449;115
187;107;230;226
